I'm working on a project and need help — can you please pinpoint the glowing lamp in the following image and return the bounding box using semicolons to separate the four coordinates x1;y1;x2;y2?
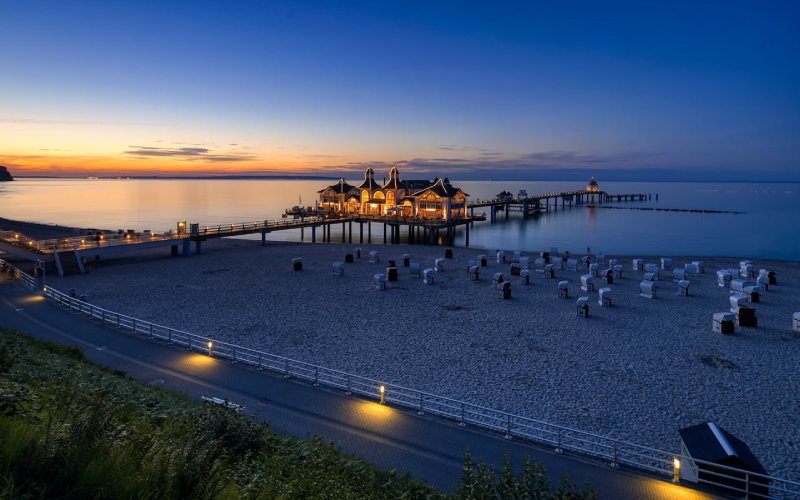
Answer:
673;456;681;483
379;385;386;404
207;341;213;356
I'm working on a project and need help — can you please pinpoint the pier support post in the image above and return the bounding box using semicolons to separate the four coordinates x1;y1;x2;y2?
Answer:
368;222;372;243
301;227;304;242
195;240;202;255
523;200;529;219
491;205;496;223
182;239;191;257
409;225;413;244
311;226;316;243
359;223;363;243
261;231;267;246
465;224;469;247
383;224;387;244
505;203;509;220
348;222;352;243
342;222;346;243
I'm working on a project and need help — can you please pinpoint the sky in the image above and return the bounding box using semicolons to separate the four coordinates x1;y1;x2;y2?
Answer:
1;0;799;180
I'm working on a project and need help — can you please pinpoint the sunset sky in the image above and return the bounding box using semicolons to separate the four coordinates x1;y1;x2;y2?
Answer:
1;1;798;180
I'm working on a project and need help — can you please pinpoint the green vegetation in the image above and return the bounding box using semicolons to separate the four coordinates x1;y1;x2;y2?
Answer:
0;328;594;499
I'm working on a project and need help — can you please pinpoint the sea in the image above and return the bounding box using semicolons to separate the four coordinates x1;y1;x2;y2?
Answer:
2;178;798;261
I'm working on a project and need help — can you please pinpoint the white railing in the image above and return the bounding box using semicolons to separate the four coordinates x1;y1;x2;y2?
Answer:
1;258;797;499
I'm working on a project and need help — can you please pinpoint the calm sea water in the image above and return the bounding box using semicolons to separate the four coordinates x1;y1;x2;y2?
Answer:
2;178;798;260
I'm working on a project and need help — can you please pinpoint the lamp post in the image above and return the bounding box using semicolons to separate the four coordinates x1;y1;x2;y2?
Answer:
207;341;213;357
379;385;386;404
673;456;681;483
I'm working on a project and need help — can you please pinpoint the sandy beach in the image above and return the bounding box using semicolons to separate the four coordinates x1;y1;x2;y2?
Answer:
48;238;800;479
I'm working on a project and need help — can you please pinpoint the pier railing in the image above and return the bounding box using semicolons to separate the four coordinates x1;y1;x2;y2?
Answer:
2;258;797;499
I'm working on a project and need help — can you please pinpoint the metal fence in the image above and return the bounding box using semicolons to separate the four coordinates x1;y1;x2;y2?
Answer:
1;257;798;499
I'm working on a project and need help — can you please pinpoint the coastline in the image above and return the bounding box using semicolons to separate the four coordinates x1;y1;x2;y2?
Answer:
45;237;800;480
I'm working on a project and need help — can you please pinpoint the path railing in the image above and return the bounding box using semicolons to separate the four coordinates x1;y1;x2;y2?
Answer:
1;258;797;499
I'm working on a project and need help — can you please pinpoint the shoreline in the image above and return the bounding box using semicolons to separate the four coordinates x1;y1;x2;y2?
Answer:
48;238;800;479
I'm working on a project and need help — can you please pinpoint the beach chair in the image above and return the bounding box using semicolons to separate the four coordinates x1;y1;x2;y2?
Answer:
794;312;800;332
291;258;303;271
540;251;551;264
566;259;578;272
676;280;689;296
534;258;545;272
643;263;659;280
713;312;735;334
730;296;757;327
730;294;748;313
410;262;421;277
468;266;480;281
740;263;754;278
580;274;595;293
387;259;396;268
401;254;411;267
743;286;759;303
344;252;354;263
369;250;380;263
673;268;686;281
374;273;386;290
759;269;776;285
581;255;590;268
717;270;733;287
513;250;522;263
386;266;398;282
576;297;589;317
601;268;613;284
632;259;644;271
434;258;444;272
598;287;612;307
332;262;344;276
478;254;488;267
492;272;505;285
640;280;656;299
423;268;435;285
520;269;530;285
608;259;618;268
613;264;623;279
589;263;599;277
496;250;506;264
510;263;521;276
643;272;657;282
684;263;699;276
756;275;769;292
498;280;511;299
692;260;704;273
445;248;453;259
661;258;673;271
519;256;530;270
730;279;749;294
558;281;569;298
544;264;555;279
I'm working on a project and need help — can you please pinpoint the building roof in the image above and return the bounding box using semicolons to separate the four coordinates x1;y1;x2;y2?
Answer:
678;422;767;474
357;168;382;190
412;177;468;198
383;166;403;189
401;179;432;190
497;190;513;197
318;179;355;194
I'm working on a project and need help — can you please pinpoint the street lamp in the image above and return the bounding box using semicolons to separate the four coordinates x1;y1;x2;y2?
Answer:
379;385;386;404
673;456;681;483
207;341;213;356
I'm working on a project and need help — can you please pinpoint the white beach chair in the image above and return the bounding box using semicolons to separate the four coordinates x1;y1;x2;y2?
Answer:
676;280;689;296
643;272;657;281
598;287;612;307
740;263;754;278
661;258;673;271
756;275;769;292
513;250;522;263
468;265;480;281
332;262;344;276
496;250;506;264
492;272;505;285
478;254;488;267
589;263;599;277
558;280;569;298
608;259;618;268
639;280;656;299
533;258;544;272
643;263;659;280
717;270;733;287
374;273;386;290
520;269;530;285
581;255;590;268
729;294;748;313
632;259;644;271
423;268;435;285
793;312;800;332
713;312;735;334
291;257;303;271
434;258;444;272
684;263;699;276
410;262;421;277
576;297;589;317
692;260;704;273
544;264;555;279
759;269;776;285
580;274;595;292
613;264;623;279
369;250;380;263
673;268;686;281
498;280;511;299
519;256;530;270
743;285;759;303
730;279;749;294
566;258;578;272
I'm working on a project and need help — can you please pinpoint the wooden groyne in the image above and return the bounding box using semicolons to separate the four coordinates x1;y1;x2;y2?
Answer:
594;206;745;215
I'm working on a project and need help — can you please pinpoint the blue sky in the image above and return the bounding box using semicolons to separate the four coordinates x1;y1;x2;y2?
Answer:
1;0;798;179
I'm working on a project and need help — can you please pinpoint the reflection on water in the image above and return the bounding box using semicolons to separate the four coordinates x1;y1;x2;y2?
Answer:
2;178;798;260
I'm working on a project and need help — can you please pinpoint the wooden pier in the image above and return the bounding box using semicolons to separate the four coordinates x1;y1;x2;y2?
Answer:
467;190;649;222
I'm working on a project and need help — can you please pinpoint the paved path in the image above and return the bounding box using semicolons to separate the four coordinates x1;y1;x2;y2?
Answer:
0;276;716;499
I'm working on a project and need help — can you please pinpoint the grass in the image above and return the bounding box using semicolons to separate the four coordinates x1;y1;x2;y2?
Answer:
0;328;594;499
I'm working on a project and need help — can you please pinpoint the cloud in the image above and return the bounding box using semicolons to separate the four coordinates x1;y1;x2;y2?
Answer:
124;145;256;162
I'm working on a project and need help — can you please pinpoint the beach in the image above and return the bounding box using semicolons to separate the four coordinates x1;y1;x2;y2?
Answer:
47;238;800;479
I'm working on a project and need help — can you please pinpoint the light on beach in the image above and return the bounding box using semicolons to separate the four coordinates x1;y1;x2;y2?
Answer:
207;341;213;355
379;384;386;404
673;456;681;482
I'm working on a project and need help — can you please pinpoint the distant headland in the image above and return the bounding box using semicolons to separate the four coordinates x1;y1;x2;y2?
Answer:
0;166;14;181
